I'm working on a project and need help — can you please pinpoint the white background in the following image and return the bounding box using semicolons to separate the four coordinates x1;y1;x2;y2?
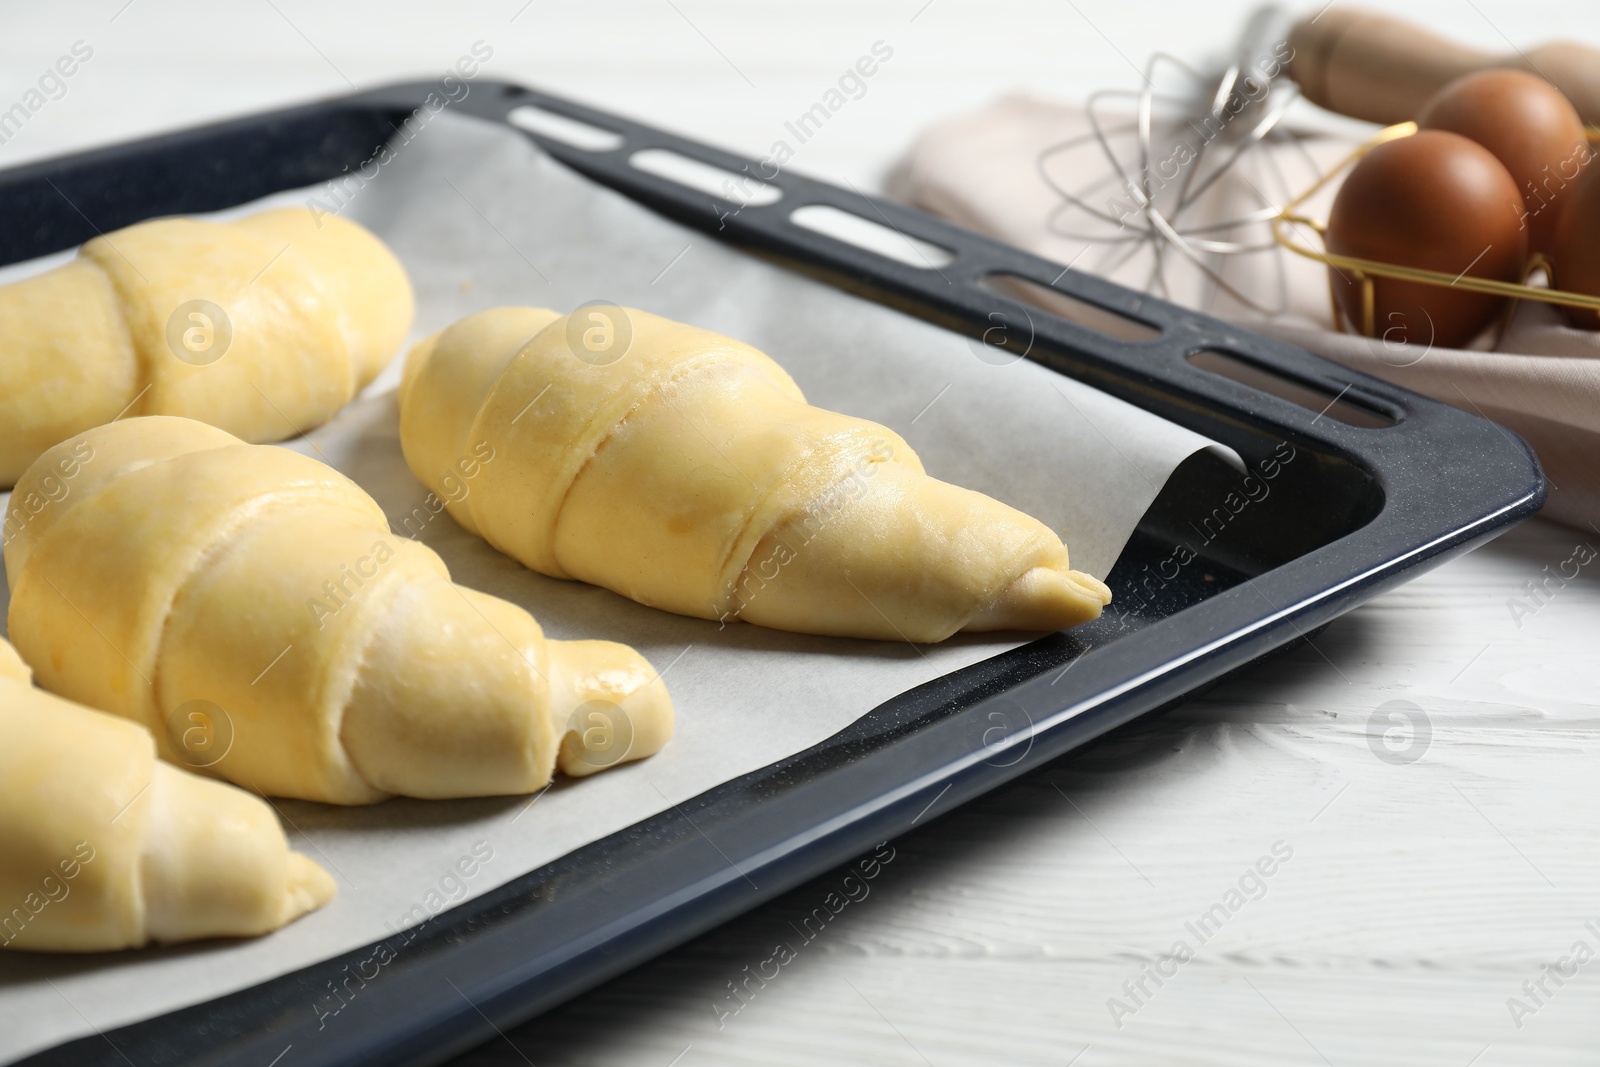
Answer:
3;2;1598;1065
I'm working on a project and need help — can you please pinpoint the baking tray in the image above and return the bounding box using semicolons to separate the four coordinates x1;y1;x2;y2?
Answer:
0;79;1542;1067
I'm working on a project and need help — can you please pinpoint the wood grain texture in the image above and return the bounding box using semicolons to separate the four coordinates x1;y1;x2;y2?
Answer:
1;2;1596;1064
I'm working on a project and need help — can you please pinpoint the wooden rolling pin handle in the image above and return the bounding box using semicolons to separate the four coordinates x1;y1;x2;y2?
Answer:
1523;41;1600;129
1286;6;1600;127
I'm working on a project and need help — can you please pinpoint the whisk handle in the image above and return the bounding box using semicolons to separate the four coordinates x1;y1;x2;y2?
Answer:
1286;7;1600;126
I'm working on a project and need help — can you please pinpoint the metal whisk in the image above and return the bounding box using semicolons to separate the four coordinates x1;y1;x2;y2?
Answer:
1036;8;1326;317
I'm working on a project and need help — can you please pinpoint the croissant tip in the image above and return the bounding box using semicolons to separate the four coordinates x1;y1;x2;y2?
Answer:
282;852;338;924
399;330;443;411
961;564;1112;634
549;640;675;778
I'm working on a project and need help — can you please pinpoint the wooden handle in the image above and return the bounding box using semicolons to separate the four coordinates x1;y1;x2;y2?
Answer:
1286;9;1490;123
1287;6;1600;127
1522;41;1600;127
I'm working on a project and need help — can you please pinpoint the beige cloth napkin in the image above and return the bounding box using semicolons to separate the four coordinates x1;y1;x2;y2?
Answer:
891;93;1600;530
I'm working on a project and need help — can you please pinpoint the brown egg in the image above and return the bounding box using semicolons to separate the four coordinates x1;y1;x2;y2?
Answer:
1326;130;1528;349
1418;69;1591;254
1551;161;1600;329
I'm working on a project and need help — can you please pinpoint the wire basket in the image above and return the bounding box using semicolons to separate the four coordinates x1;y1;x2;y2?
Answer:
1271;121;1600;341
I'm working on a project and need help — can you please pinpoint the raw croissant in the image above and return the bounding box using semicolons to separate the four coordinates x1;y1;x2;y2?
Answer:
0;637;334;952
0;206;413;487
398;306;1112;642
4;417;672;805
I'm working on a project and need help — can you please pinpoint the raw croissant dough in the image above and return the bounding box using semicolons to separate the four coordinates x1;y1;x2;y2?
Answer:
4;417;672;805
399;306;1112;642
0;206;413;486
0;637;334;952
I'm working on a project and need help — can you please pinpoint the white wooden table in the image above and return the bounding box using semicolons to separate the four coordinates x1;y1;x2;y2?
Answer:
4;2;1597;1064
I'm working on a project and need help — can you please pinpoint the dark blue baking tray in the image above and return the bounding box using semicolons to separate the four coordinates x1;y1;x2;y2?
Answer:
0;77;1543;1067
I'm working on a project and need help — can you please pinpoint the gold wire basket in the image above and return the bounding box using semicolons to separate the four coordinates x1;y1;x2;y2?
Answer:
1271;121;1600;341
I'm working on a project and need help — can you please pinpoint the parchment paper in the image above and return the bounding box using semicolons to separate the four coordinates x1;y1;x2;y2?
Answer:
0;110;1238;1063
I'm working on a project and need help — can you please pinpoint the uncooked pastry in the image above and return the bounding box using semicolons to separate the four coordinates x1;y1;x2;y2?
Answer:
4;417;672;805
0;637;334;952
0;207;414;486
399;306;1112;642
